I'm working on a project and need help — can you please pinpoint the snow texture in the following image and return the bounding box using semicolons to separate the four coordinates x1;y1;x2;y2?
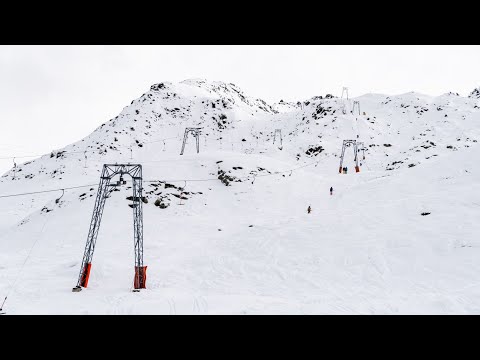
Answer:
1;80;480;314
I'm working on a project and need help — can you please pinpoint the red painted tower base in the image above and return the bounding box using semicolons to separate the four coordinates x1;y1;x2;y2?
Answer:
134;266;147;289
79;263;92;288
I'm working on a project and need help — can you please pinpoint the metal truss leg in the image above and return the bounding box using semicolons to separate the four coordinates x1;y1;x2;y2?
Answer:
132;177;146;289
73;164;146;292
354;143;360;172
339;142;346;173
180;130;188;155
76;167;111;288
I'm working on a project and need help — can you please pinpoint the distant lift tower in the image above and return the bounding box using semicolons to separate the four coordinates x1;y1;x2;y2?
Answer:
339;140;360;173
341;87;349;100
273;129;283;147
73;164;146;292
352;101;361;115
180;127;202;155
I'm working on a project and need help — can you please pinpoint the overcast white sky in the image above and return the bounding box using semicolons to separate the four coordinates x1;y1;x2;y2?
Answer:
1;45;480;175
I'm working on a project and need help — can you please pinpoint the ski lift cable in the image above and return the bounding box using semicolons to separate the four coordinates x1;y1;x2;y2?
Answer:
143;136;181;144
0;138;180;162
0;129;288;162
0;184;98;199
0;149;85;160
0;149;100;161
0;158;321;199
0;136;245;163
0;154;45;160
142;159;320;183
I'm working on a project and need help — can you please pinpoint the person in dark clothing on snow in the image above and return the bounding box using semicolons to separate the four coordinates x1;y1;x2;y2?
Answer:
330;187;333;195
307;205;312;214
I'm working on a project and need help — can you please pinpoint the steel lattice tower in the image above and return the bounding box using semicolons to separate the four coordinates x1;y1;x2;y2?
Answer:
352;101;361;115
338;140;360;173
73;164;146;292
273;129;283;148
180;127;202;155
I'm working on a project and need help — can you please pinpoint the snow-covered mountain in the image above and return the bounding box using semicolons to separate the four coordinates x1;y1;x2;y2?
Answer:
1;79;480;314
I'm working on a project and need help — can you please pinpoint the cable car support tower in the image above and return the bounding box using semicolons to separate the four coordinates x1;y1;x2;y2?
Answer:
72;164;146;292
180;127;202;155
338;140;360;173
273;129;283;149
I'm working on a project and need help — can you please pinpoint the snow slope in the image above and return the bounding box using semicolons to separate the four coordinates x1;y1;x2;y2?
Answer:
1;79;480;314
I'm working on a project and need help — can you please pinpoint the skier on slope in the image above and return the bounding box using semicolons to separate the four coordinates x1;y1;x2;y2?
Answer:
330;187;333;195
307;205;312;214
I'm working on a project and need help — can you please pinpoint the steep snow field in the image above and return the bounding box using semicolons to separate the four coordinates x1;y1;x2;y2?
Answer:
1;79;480;314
